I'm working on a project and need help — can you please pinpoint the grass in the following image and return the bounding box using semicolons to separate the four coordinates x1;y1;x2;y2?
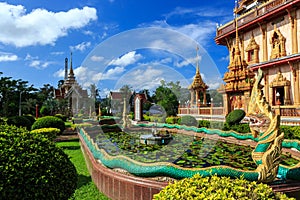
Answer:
56;139;110;200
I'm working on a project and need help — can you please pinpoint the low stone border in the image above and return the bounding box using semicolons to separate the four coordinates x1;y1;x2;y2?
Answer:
79;134;168;200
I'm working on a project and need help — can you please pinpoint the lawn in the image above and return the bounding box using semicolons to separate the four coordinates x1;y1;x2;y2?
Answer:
56;139;110;200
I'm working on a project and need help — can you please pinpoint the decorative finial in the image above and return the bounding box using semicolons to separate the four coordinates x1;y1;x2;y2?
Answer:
196;45;200;74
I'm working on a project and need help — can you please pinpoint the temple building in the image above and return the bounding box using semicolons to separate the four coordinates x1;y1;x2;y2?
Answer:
216;0;300;117
54;53;90;116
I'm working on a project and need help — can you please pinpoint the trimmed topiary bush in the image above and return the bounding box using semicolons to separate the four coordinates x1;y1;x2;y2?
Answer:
226;109;246;125
6;116;32;130
31;127;60;140
153;174;294;200
178;115;198;127
31;116;65;134
0;124;77;200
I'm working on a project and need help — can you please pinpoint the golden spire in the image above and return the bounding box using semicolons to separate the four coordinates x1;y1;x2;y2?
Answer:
196;45;200;75
188;46;208;90
234;0;240;55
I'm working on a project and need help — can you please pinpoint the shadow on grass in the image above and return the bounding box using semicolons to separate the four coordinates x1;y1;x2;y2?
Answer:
60;145;81;150
77;174;93;189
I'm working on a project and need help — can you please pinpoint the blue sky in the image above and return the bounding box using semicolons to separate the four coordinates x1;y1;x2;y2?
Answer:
0;0;235;97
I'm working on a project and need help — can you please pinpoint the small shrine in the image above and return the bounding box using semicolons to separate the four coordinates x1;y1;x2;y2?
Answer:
188;47;209;107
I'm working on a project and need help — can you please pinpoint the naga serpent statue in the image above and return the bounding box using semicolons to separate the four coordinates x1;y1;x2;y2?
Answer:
80;68;300;183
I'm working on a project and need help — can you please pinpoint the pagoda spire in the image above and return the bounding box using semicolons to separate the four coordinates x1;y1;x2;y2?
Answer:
196;45;200;75
69;52;74;76
233;0;243;67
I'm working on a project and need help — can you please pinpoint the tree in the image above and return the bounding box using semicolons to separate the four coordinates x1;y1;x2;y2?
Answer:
153;81;179;116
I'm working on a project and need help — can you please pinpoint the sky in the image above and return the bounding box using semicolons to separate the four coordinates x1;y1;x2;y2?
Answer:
0;0;236;98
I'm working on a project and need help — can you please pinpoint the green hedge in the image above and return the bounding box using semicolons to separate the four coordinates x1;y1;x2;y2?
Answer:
31;127;60;140
166;116;179;124
198;120;210;128
31;116;65;134
0;124;77;200
6;116;32;130
154;174;294;200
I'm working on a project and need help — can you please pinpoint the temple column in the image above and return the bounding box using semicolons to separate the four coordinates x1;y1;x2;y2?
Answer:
288;9;298;54
259;23;268;62
190;90;194;106
223;93;229;115
294;64;300;105
284;85;291;105
203;90;207;105
264;69;269;101
195;90;199;106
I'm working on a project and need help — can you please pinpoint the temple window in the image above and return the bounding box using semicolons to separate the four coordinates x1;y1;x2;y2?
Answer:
245;34;259;64
247;50;254;62
270;26;286;59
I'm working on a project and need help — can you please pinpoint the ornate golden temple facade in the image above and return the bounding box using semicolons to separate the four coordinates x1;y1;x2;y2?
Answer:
216;0;300;117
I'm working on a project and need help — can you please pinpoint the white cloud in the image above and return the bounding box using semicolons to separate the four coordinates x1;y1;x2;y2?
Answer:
90;55;104;62
0;52;18;62
54;69;65;78
109;51;142;67
51;51;64;56
70;42;91;52
220;55;229;61
0;3;97;47
25;53;52;69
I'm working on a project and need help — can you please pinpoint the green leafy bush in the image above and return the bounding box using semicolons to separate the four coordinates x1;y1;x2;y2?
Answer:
54;114;67;122
166;116;179;124
0;124;77;200
31;127;60;140
23;115;36;125
226;109;246;125
178;115;198;127
198;120;210;128
143;114;150;121
154;174;294;200
232;123;251;133
149;116;165;123
280;125;300;140
40;105;50;116
31;116;65;134
6;116;32;130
